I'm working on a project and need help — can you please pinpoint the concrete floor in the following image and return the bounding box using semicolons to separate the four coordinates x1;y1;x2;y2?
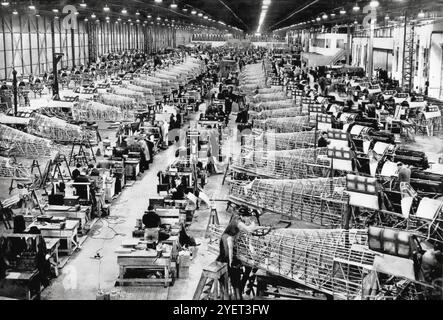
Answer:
40;107;236;300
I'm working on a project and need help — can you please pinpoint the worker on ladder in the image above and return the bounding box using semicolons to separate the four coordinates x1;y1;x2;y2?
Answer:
216;207;267;300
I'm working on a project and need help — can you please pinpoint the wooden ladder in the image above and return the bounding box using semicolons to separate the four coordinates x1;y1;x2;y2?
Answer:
193;261;230;300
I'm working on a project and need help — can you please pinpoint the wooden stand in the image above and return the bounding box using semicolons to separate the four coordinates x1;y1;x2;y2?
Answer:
205;204;220;238
193;261;229;300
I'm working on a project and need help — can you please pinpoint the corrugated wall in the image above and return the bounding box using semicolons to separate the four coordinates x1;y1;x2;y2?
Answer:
0;14;193;79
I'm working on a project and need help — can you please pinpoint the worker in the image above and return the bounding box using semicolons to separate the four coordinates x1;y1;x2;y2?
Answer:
72;163;82;180
142;205;161;245
216;207;267;300
317;131;330;148
397;162;411;184
170;176;188;200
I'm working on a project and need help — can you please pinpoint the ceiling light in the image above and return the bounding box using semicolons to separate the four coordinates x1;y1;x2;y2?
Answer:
353;3;360;11
105;16;110;20
118;17;121;21
84;18;88;21
121;8;127;14
204;15;208;19
198;13;203;17
74;11;79;15
385;15;389;20
136;19;140;23
154;0;162;3
191;10;197;15
156;16;161;21
91;13;96;18
354;20;358;24
340;9;346;15
80;0;87;8
128;19;132;22
322;13;328;19
331;13;335;17
418;10;425;18
369;0;379;8
103;4;110;12
52;8;58;13
55;16;59;19
147;14;152;18
12;8;18;14
136;10;140;15
1;2;10;6
170;2;177;9
316;17;321;21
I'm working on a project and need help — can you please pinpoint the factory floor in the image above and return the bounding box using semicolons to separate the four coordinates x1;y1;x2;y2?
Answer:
40;107;236;300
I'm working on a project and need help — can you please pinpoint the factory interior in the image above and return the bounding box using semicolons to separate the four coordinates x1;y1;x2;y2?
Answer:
0;0;442;302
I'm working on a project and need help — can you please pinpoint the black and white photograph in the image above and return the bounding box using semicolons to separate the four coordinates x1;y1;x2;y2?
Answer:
0;0;442;309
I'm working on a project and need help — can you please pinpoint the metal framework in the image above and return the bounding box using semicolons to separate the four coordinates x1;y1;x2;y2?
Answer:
253;115;313;133
0;124;54;158
241;130;319;151
73;101;123;122
208;226;387;300
0;156;29;178
231;147;330;180
228;178;349;228
252;107;304;120
27;113;97;144
251;100;295;112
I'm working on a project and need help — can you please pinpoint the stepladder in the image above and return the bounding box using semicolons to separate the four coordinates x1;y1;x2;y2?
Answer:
193;261;230;300
205;202;220;238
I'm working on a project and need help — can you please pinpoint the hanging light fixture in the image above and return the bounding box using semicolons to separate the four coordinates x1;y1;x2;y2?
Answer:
80;0;87;8
322;13;328;19
147;14;152;18
91;12;96;18
28;0;35;10
369;0;379;8
12;8;18;14
156;16;161;21
52;8;59;13
121;8;127;14
154;0;162;3
170;1;177;9
84;18;88;21
316;17;321;21
1;1;10;6
182;8;188;12
385;14;389;20
136;10;140;15
418;10;425;18
191;9;197;15
198;12;203;17
331;13;336;17
117;17;122;21
103;3;110;12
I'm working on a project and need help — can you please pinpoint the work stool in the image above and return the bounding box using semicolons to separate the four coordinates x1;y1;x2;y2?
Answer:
205;204;220;238
193;261;230;300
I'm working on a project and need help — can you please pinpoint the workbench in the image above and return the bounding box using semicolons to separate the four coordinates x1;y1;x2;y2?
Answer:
28;220;79;255
42;205;90;232
45;238;60;269
0;270;41;300
116;237;178;287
